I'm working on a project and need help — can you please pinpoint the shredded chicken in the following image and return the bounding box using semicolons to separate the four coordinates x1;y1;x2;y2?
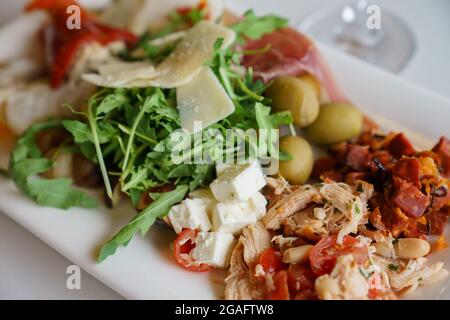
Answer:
388;258;449;296
263;185;320;230
315;255;369;300
241;222;271;265
225;222;271;300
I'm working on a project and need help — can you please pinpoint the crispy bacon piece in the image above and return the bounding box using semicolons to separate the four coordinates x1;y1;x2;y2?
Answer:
388;133;416;159
393;157;421;188
391;177;430;218
433;137;450;178
346;144;371;171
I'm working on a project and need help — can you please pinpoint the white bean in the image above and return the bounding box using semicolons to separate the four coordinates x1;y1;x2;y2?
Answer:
394;238;430;259
282;245;313;264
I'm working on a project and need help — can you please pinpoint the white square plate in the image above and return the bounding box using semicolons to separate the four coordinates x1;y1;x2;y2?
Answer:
0;6;449;300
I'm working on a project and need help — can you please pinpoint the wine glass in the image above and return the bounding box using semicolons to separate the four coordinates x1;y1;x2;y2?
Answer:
299;0;416;73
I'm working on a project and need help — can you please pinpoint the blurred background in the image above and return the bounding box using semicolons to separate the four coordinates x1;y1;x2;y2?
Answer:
0;0;449;299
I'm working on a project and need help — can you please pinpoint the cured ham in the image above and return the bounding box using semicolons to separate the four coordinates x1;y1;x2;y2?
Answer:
242;28;348;103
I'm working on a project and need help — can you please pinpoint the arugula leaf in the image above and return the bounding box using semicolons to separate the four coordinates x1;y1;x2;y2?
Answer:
63;120;92;144
28;178;98;209
98;185;189;262
255;103;293;161
231;10;289;43
10;120;98;210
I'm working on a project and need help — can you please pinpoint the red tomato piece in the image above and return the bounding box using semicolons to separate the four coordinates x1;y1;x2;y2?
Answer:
287;263;316;292
173;229;211;272
259;247;286;274
309;235;369;276
267;270;290;300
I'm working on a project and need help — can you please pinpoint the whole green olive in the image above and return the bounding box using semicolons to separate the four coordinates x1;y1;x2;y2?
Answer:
279;136;314;185
303;103;363;145
265;76;320;128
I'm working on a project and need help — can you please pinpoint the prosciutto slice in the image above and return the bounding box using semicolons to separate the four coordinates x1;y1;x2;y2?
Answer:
242;28;348;103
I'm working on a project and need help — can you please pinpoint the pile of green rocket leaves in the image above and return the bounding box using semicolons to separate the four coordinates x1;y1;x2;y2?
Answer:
9;11;292;262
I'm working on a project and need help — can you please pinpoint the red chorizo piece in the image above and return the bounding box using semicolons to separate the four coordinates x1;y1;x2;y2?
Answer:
393;157;421;188
345;172;370;185
428;207;449;235
388;133;416;159
345;144;371;171
391;177;430;218
312;157;337;178
433;137;450;178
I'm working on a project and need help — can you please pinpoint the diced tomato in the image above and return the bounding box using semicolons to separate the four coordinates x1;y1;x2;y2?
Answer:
173;229;211;272
346;144;371;171
287;263;316;292
26;0;137;88
391;177;430;218
393;157;421;188
259;247;286;274
293;290;316;300
388;133;416;159
309;235;369;276
267;270;290;300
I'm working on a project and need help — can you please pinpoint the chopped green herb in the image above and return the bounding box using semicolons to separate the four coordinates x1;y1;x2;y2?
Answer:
388;264;399;272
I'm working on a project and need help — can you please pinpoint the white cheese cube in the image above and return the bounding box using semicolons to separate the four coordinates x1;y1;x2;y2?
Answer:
168;198;211;234
216;164;232;176
210;161;266;202
249;192;268;220
189;188;216;211
191;232;236;268
212;202;257;234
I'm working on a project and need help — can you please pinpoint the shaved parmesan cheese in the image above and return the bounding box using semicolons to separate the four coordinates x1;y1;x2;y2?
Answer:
100;0;224;35
149;21;236;88
177;68;234;133
82;59;157;88
82;21;235;89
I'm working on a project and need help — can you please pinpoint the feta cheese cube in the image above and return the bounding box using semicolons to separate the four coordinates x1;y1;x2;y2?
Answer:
191;232;235;268
210;161;266;202
212;201;257;234
168;198;211;234
189;188;216;211
216;164;232;176
249;192;268;220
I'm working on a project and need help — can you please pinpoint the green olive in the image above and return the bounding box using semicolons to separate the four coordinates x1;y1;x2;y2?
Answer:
279;136;314;185
303;103;363;145
265;76;320;128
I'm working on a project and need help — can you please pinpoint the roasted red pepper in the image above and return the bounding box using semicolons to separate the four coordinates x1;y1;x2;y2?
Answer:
26;0;137;88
